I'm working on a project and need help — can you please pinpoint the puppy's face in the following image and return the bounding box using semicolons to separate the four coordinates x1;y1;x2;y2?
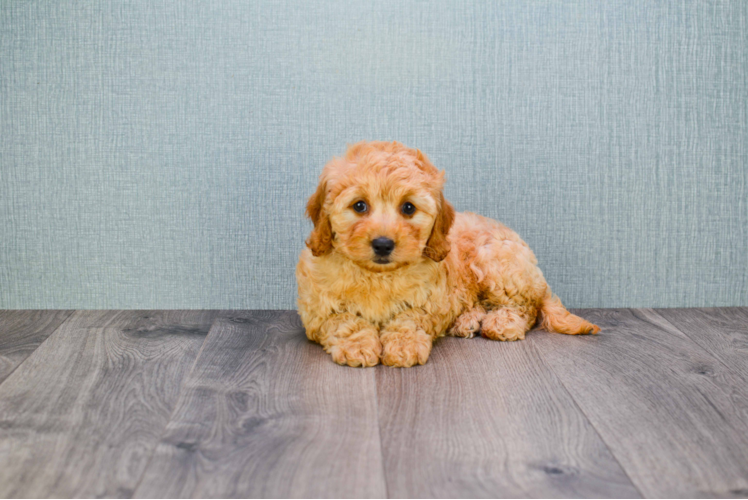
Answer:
328;169;439;271
306;142;455;271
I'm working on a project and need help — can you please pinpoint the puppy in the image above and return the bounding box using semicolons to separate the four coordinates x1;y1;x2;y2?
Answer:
296;141;599;367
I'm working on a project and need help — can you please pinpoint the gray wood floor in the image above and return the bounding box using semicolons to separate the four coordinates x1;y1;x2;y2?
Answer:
0;309;746;498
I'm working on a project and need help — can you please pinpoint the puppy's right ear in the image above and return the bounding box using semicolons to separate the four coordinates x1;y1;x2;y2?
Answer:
305;179;334;256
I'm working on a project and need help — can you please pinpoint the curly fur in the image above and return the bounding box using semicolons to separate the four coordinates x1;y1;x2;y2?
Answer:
297;141;600;367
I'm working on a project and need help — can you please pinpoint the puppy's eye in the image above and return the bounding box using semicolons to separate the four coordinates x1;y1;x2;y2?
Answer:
352;200;368;213
401;202;416;216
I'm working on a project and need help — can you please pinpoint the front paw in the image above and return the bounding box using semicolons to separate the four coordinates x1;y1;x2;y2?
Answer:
380;329;432;367
328;331;382;367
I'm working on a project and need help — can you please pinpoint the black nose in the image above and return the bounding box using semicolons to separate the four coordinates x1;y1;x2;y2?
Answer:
371;237;395;256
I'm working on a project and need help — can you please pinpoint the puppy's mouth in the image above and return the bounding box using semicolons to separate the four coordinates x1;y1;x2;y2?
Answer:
373;257;391;265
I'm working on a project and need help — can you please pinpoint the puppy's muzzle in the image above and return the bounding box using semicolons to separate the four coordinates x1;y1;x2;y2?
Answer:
371;237;395;257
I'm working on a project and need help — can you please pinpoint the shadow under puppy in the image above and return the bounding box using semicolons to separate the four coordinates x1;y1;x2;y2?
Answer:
297;141;599;368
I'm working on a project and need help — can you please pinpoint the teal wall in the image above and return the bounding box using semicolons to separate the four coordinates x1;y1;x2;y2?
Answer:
2;1;746;309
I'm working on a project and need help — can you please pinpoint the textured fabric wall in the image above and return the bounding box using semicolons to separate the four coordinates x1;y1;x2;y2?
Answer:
1;1;746;309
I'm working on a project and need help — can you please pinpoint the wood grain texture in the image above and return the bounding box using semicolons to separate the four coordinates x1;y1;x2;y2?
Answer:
376;335;641;498
0;310;218;498
134;311;387;499
2;308;748;498
0;310;74;383
530;309;748;498
653;307;748;382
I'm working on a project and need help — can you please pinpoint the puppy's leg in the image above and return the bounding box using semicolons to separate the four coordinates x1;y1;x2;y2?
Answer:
448;304;486;338
317;313;382;367
380;312;433;367
480;307;534;342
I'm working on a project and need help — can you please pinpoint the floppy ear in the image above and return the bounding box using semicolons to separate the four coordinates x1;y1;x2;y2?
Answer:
423;192;455;262
305;179;334;257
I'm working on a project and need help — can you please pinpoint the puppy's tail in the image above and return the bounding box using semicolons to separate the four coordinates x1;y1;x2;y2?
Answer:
539;291;600;335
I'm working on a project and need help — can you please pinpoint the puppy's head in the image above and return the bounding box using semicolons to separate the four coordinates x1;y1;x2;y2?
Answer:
306;141;455;271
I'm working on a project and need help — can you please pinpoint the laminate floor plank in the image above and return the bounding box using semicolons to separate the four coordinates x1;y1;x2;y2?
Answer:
134;311;386;499
530;308;748;498
1;308;745;498
0;310;218;498
653;307;748;382
376;335;641;498
0;310;74;383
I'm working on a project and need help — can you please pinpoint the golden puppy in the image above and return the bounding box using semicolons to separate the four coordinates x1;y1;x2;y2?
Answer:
296;141;599;368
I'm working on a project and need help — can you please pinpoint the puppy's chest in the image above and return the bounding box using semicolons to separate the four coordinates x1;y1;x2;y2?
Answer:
328;266;439;322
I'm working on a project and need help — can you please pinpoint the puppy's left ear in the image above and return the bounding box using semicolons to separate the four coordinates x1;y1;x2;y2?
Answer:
305;179;334;257
423;192;455;262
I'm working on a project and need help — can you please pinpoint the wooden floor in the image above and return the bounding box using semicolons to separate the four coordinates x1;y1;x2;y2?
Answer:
0;309;747;498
